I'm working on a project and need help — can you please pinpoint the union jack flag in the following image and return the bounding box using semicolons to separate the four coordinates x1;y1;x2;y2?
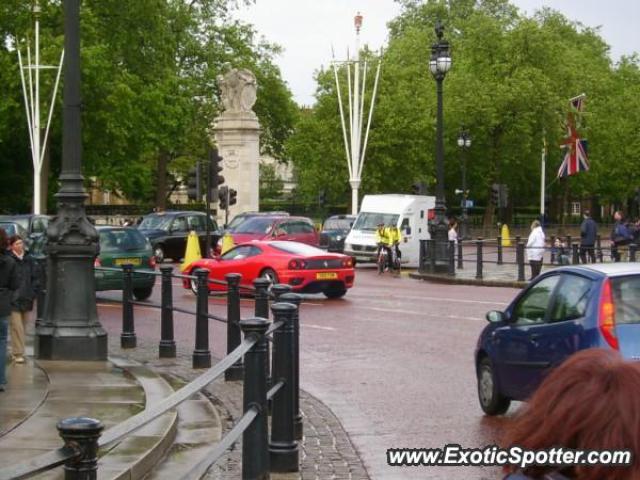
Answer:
557;95;589;178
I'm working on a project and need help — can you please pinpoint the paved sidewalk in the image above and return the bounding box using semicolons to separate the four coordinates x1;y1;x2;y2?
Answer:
107;336;371;480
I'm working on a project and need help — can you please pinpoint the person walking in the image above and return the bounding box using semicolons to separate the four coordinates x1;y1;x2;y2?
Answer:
579;210;597;263
8;235;39;364
610;210;632;262
0;229;20;391
526;220;545;280
448;218;458;245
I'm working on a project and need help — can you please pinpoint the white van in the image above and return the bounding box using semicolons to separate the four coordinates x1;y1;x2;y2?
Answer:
344;194;436;267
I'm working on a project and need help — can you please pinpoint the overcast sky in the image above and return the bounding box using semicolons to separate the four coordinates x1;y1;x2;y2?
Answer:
233;0;640;106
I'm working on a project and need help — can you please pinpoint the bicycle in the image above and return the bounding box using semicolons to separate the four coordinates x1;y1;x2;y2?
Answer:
377;244;401;274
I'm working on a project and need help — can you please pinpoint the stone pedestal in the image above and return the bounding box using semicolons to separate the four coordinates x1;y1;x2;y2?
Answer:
213;112;260;223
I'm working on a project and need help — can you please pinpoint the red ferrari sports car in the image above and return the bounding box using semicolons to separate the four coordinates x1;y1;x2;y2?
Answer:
182;240;355;298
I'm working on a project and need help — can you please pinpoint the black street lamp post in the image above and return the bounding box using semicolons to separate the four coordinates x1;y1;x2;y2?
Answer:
427;21;452;273
457;127;471;240
36;0;107;360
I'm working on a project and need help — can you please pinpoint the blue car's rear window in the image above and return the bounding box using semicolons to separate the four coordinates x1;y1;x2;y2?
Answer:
613;276;640;324
99;229;149;253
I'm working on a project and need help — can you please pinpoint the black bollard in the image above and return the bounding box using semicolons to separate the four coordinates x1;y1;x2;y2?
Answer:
225;273;243;381
457;240;463;269
254;278;271;320
269;285;293;393
121;264;136;348
517;241;525;282
572;243;579;264
159;266;176;358
269;303;299;472
240;318;270;479
550;235;556;264
497;236;503;265
448;241;455;276
57;417;103;480
419;239;426;273
631;244;637;262
192;269;211;369
280;293;303;440
596;234;603;262
429;239;436;272
475;238;483;280
35;258;46;329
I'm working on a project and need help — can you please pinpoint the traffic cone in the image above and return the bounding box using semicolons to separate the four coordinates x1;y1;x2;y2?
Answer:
501;224;512;247
181;230;202;272
221;232;235;255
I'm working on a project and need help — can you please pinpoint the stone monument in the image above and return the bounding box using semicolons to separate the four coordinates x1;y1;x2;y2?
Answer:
213;68;260;222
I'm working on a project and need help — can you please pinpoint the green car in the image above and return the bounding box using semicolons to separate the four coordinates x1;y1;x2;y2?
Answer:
30;226;156;300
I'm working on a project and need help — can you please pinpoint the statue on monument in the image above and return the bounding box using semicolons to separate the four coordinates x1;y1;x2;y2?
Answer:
217;68;257;114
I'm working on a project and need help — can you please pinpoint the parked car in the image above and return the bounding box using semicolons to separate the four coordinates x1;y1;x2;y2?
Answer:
137;211;221;263
182;240;355;298
475;263;640;416
29;226;156;300
0;221;29;240
229;215;319;246
319;215;356;253
226;211;289;232
0;214;49;236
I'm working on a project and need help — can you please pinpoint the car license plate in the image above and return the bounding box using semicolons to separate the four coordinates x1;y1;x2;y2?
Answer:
114;257;142;266
316;272;338;280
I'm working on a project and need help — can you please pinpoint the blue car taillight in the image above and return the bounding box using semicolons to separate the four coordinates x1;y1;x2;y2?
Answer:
599;278;618;350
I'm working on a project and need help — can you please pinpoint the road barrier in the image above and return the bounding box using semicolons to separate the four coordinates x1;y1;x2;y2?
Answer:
419;236;639;281
0;264;302;480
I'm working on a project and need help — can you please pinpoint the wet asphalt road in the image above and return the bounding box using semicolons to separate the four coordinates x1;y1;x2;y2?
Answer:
96;265;522;480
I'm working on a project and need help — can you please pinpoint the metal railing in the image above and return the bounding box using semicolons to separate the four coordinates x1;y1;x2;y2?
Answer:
420;235;639;282
0;264;303;480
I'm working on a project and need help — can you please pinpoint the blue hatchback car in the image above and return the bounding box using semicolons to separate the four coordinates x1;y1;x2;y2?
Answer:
475;263;640;415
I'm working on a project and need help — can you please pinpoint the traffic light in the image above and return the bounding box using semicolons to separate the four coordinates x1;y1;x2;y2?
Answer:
411;182;426;195
219;185;229;210
491;183;500;206
228;188;237;206
187;162;201;201
208;148;225;195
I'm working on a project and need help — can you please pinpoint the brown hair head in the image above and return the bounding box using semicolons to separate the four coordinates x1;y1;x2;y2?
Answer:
503;348;640;479
9;235;23;246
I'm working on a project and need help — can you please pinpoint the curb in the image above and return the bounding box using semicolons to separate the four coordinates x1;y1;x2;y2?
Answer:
409;271;527;289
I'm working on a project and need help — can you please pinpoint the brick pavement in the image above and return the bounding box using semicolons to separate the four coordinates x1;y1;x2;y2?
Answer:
108;336;370;479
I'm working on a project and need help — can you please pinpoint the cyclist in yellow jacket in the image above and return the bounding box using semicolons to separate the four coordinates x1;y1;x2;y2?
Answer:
387;224;402;264
375;223;392;271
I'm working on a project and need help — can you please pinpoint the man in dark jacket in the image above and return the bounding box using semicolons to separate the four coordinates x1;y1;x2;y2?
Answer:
579;210;597;263
610;210;633;262
0;229;20;390
8;235;39;364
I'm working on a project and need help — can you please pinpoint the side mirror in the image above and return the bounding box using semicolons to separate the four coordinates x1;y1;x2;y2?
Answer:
486;310;505;323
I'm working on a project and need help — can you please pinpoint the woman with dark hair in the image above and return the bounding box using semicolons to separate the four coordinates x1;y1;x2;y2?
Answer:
503;349;640;480
0;229;20;391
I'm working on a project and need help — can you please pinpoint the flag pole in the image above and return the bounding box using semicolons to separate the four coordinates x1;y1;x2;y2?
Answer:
540;134;546;217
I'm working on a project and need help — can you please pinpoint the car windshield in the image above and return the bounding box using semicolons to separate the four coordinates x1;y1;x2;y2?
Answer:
270;241;326;256
612;276;640;324
138;215;172;230
0;223;18;236
352;213;399;231
233;217;277;234
227;215;251;232
323;218;353;231
0;217;29;230
99;229;149;253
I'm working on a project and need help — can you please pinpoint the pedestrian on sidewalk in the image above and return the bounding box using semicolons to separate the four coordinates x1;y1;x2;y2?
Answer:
610;211;632;262
502;349;640;480
8;235;39;364
579;210;597;263
448;218;458;245
526;220;545;280
0;229;20;391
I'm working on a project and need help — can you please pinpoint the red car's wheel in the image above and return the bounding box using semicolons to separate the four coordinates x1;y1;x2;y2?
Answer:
260;268;279;285
190;278;198;296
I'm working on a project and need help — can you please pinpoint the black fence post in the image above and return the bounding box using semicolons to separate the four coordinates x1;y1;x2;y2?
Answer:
419;239;426;273
35;258;46;328
596;235;603;262
270;285;293;395
193;269;211;369
57;417;103;480
159;266;176;358
566;235;572;251
429;239;436;273
517;241;525;282
280;292;303;440
240;318;270;479
254;278;271;320
448;241;455;276
497;236;503;265
457;240;463;270
475;238;483;280
550;235;556;264
269;303;299;472
630;244;637;262
572;243;579;264
225;273;243;381
121;264;136;348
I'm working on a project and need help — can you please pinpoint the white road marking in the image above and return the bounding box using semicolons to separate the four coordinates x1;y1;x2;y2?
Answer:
303;324;337;331
356;305;481;321
349;292;508;306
